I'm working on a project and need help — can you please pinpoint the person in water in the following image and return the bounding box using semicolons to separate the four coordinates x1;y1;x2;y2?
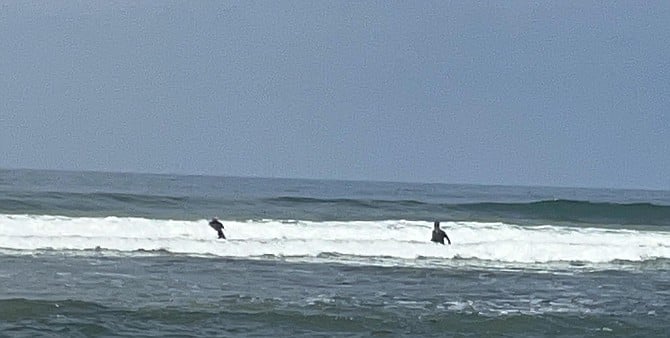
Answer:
209;218;226;239
431;221;451;245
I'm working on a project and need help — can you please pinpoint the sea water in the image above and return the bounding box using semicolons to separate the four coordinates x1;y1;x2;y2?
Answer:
1;169;669;336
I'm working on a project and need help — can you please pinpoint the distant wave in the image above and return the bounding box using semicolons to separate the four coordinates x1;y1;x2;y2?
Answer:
266;197;670;226
1;215;669;268
0;191;204;219
3;191;670;226
265;196;426;208
453;199;670;226
3;191;189;207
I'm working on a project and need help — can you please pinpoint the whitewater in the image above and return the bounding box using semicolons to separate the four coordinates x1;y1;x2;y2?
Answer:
2;214;669;267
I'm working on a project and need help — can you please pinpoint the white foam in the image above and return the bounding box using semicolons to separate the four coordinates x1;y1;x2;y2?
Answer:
1;214;669;267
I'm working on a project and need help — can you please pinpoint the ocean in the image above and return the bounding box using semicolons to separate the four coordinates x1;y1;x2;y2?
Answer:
1;169;669;337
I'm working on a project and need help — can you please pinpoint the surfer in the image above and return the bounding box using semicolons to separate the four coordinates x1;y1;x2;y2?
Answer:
209;218;226;239
431;221;451;245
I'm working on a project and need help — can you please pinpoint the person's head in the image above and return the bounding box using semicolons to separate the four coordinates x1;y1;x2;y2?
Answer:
211;217;218;222
433;221;440;229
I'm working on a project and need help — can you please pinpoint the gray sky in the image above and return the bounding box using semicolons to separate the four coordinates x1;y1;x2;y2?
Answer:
1;1;669;189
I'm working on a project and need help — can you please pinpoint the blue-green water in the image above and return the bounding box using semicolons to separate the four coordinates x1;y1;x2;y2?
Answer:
1;169;669;336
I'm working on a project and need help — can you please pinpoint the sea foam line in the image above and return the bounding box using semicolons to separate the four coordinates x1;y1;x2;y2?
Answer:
1;214;669;264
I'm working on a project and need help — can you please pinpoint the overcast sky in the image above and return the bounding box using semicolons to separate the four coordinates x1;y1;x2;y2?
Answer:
1;1;669;189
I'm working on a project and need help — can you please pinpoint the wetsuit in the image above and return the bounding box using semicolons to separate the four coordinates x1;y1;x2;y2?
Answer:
209;219;225;239
431;228;451;245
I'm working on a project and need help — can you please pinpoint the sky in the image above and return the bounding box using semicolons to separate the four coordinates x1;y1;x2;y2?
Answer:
1;1;669;190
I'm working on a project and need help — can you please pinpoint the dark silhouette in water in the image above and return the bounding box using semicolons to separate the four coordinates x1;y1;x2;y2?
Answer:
431;221;451;245
209;218;225;239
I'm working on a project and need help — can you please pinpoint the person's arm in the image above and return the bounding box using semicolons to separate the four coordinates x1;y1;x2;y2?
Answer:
444;232;451;245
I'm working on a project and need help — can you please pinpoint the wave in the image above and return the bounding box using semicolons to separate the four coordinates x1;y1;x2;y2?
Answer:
1;214;669;268
454;199;670;226
265;197;670;226
0;191;191;210
265;196;426;207
3;188;670;225
0;191;213;220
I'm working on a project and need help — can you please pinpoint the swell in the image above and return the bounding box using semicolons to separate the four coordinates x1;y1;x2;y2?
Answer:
266;196;425;208
3;191;188;206
0;297;385;334
266;197;670;226
0;298;108;321
0;191;206;219
3;189;670;226
1;298;664;336
454;199;670;226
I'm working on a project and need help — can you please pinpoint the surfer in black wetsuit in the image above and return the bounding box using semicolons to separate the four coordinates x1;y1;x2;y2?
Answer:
431;221;451;245
209;218;225;239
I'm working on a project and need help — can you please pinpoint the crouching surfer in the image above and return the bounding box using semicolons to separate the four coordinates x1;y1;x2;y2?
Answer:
209;217;226;239
431;221;451;245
